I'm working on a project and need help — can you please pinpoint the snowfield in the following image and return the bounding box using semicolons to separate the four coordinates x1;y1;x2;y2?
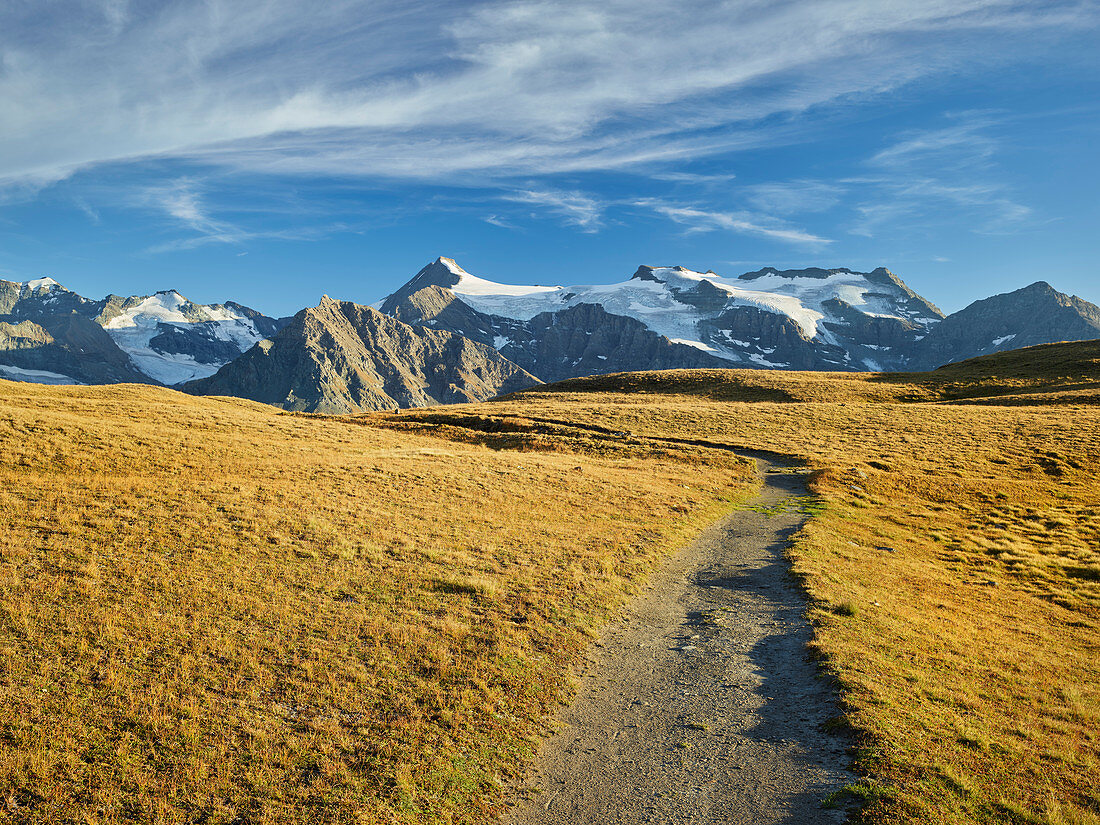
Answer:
103;291;268;385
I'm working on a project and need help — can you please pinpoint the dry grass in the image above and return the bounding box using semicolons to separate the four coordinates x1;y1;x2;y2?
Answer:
438;345;1096;824
3;339;1098;824
0;380;754;824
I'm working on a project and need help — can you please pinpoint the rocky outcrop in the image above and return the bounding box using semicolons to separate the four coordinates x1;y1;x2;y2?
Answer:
182;297;540;413
701;306;846;371
499;303;729;383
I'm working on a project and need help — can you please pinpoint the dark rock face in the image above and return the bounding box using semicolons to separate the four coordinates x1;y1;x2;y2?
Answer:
384;285;730;382
146;324;245;364
382;284;502;346
701;306;846;371
669;279;730;313
183;298;540;413
907;282;1100;370
378;259;465;313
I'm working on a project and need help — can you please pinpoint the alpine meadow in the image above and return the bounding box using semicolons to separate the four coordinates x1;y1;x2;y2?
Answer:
1;341;1098;823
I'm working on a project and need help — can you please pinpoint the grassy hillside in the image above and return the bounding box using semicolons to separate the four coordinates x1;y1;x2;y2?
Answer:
2;339;1098;824
0;380;753;824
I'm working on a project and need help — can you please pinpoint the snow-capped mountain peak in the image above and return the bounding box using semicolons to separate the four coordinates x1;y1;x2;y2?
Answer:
22;276;62;292
380;257;947;375
0;276;287;387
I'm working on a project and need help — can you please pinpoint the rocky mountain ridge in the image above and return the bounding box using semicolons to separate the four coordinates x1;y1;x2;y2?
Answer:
906;281;1100;371
380;257;949;374
182;297;539;413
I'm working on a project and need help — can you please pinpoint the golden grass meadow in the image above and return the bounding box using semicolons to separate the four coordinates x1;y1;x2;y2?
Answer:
2;339;1099;824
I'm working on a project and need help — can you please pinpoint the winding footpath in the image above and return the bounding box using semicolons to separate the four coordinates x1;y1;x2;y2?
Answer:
506;456;853;825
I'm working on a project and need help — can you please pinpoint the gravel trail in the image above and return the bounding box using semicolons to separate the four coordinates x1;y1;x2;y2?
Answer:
505;456;853;825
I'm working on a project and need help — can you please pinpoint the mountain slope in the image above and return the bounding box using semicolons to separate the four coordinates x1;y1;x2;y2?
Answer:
183;297;540;412
381;257;944;376
908;282;1100;370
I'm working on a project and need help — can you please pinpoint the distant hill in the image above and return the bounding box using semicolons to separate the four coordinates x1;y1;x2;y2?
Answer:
182;297;540;412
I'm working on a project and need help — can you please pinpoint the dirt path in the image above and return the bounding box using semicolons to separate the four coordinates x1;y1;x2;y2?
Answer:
505;456;853;825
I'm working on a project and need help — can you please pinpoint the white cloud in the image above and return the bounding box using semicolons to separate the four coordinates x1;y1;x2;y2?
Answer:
851;114;1035;236
145;180;244;246
635;199;832;245
0;0;1094;189
72;197;100;224
506;189;605;231
140;179;350;252
743;181;844;215
869;116;1000;171
483;214;518;229
650;172;738;185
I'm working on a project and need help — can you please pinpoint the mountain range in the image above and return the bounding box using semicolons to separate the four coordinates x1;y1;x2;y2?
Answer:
2;258;1098;413
0;277;287;386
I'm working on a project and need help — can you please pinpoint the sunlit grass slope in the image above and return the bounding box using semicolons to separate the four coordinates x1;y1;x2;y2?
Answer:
4;339;1098;825
0;380;754;824
390;340;1100;825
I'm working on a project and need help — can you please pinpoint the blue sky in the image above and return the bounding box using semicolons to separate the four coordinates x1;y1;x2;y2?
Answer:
0;0;1097;317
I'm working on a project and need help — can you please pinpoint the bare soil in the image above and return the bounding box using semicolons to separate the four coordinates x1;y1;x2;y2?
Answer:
505;456;853;824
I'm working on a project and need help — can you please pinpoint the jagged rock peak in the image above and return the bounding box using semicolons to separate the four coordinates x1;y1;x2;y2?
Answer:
183;297;540;413
418;257;470;287
906;280;1100;371
377;257;471;315
630;265;663;282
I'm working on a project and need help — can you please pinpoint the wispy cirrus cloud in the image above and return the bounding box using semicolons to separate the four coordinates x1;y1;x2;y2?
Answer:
634;199;832;245
482;214;518;230
851;113;1036;236
146;180;244;245
141;179;350;252
0;0;1095;191
869;118;1001;170
506;189;606;231
742;181;845;216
